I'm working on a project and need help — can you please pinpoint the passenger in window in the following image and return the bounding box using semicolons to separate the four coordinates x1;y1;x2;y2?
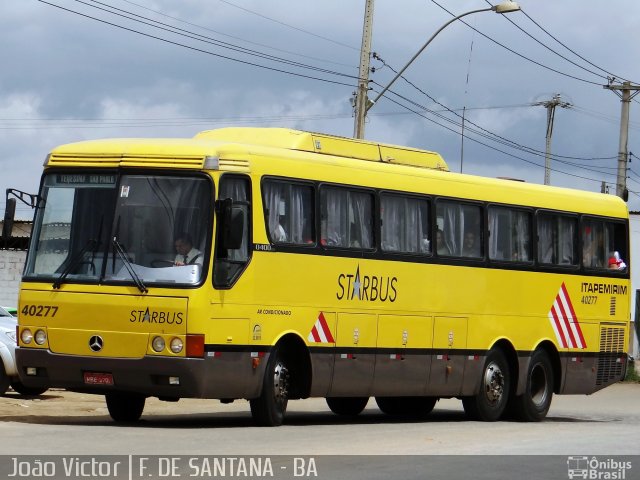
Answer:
608;251;627;270
462;231;480;257
302;221;314;244
272;217;287;242
174;233;202;266
583;228;605;268
436;229;449;255
349;224;361;248
420;234;431;253
582;232;595;267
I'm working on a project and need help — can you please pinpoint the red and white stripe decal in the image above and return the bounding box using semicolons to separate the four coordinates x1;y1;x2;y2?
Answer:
307;312;335;344
548;283;586;349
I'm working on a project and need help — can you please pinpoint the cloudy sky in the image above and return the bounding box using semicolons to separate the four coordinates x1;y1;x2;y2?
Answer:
2;0;640;218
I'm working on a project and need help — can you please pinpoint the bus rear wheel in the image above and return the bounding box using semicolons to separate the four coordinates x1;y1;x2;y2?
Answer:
250;346;290;426
462;349;510;421
512;349;553;422
326;397;369;416
375;396;438;417
105;392;145;422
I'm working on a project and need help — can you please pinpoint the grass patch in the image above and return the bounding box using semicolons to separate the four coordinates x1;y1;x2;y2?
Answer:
624;360;640;383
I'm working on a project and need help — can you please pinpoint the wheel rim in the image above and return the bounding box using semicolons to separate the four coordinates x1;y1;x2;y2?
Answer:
529;363;549;407
483;361;505;406
272;361;289;408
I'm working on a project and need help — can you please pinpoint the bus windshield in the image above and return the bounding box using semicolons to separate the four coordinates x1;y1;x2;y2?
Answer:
25;172;212;287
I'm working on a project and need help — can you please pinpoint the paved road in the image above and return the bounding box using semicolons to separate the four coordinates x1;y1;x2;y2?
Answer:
1;383;639;456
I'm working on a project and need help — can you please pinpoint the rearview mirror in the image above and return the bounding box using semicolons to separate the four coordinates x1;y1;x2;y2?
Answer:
1;198;16;242
218;198;246;250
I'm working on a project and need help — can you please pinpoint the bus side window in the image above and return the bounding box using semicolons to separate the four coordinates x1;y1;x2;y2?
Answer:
436;200;482;258
537;213;577;266
582;218;628;272
381;194;430;254
488;207;531;262
263;180;315;245
321;187;373;249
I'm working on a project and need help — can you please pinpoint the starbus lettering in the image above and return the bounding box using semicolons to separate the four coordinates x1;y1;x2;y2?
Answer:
129;307;184;324
336;265;397;302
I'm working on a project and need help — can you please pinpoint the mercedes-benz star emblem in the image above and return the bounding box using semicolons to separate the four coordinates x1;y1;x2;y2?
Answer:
89;335;104;352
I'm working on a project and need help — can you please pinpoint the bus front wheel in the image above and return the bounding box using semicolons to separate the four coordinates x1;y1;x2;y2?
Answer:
105;392;145;422
250;346;290;426
10;381;48;396
326;397;369;416
512;349;554;421
462;348;510;421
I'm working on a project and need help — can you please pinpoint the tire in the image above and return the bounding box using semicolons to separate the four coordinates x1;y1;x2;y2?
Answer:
10;381;48;396
512;349;554;422
462;349;510;421
0;362;9;396
375;396;438;417
326;397;369;416
105;392;146;422
250;346;290;426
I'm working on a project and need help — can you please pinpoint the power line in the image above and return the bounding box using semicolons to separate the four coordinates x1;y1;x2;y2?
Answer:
217;0;359;52
569;104;640;131
428;0;603;86
519;9;633;84
0;112;397;130
371;80;619;181
370;56;619;164
486;2;608;82
74;0;354;79
0;105;552;129
116;0;356;69
483;0;637;85
380;91;609;185
36;0;358;88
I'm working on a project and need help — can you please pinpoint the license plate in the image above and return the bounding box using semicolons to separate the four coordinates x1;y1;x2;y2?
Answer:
83;372;114;386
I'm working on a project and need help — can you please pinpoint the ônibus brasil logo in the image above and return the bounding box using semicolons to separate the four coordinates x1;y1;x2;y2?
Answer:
567;456;632;479
336;265;397;303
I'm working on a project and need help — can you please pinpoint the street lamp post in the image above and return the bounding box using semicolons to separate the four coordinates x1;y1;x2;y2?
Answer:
353;1;520;139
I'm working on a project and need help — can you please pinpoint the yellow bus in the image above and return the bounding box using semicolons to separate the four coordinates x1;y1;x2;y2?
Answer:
11;128;630;426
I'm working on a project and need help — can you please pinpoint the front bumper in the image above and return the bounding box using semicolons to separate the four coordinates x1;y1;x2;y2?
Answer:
16;348;267;399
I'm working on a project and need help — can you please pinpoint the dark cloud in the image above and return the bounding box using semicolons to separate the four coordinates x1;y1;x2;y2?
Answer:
1;0;639;214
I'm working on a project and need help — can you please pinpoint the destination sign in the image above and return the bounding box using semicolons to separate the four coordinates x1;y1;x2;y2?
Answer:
54;174;117;186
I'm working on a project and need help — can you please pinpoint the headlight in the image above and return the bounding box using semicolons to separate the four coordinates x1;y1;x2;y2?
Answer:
170;337;183;354
21;329;33;344
34;329;47;345
152;336;165;352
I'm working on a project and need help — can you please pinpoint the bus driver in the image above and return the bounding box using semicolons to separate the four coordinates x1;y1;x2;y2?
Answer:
174;233;202;266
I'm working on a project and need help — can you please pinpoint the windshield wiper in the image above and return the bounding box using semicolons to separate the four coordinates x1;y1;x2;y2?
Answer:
52;238;98;289
112;237;148;293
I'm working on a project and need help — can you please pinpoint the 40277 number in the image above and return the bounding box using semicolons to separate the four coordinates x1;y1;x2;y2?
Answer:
21;305;59;317
581;295;597;305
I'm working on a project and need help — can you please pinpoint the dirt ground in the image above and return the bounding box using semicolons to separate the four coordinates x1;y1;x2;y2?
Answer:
0;388;227;421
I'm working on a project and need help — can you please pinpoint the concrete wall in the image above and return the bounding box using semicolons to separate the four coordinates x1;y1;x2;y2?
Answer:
0;250;26;307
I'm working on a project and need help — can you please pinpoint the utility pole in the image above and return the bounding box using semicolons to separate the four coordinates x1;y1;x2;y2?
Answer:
604;81;640;200
353;0;375;139
533;94;571;185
